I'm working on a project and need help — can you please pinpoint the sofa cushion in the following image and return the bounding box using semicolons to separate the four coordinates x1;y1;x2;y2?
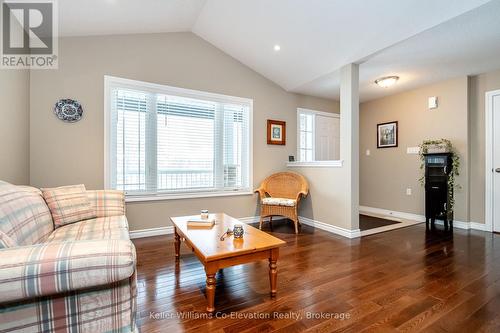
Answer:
262;197;297;207
42;184;97;228
87;190;125;217
0;239;136;304
0;181;54;245
46;215;130;242
0;231;16;248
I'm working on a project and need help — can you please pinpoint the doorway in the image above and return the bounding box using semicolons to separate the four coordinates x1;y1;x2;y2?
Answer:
486;89;500;232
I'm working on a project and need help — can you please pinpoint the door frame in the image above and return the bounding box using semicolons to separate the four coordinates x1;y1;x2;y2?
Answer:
296;108;340;162
485;89;500;232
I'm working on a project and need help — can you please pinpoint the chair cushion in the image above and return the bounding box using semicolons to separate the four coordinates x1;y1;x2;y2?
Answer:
42;184;97;228
262;197;297;207
0;181;54;246
46;215;130;242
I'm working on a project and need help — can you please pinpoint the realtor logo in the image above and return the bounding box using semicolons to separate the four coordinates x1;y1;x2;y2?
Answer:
1;0;58;68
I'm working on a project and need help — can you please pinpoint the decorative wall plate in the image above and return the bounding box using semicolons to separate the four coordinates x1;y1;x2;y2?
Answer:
54;99;83;122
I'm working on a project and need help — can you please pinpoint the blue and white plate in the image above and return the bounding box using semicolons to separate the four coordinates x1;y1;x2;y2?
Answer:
54;99;83;122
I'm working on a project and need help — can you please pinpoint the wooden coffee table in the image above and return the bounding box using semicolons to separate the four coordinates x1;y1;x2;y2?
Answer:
170;213;286;312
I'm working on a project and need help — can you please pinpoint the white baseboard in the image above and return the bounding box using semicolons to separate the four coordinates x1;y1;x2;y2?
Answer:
128;210;491;240
239;215;361;238
360;206;426;223
299;216;361;239
129;216;260;239
360;206;491;232
238;216;261;224
129;226;174;239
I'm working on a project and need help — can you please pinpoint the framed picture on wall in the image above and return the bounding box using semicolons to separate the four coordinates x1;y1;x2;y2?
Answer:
377;121;398;148
267;119;286;145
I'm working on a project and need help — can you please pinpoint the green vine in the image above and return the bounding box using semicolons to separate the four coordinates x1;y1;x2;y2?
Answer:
418;139;461;212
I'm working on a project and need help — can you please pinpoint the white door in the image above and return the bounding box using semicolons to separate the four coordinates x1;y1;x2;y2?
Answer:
493;93;500;232
315;115;340;160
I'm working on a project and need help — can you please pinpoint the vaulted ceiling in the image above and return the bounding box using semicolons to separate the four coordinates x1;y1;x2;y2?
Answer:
59;0;500;101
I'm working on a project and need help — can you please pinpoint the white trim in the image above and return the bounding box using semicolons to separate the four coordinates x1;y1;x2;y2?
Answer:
129;226;174;239
297;108;340;119
360;206;491;232
125;190;253;203
299;216;361;238
360;206;425;222
103;75;254;199
104;75;253;105
485;89;500;232
287;160;344;168
129;216;259;239
238;215;361;238
237;216;261;224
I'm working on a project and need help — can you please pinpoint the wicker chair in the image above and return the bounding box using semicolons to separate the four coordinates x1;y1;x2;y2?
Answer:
255;172;309;234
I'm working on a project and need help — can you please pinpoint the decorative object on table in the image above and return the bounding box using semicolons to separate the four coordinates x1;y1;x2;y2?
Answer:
219;228;233;241
255;171;309;234
267;119;286;145
187;217;215;228
377;121;398;148
201;210;209;219
288;155;295;162
54;99;84;123
233;224;244;238
418;139;461;229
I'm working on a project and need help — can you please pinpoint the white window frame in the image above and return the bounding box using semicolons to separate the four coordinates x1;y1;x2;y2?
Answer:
104;75;253;202
296;108;340;163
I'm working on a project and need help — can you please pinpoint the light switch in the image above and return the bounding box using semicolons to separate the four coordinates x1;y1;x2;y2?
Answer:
406;188;412;196
428;96;438;109
407;147;420;154
366;149;371;156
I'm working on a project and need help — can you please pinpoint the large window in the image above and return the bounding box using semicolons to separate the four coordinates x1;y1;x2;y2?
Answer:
105;76;252;200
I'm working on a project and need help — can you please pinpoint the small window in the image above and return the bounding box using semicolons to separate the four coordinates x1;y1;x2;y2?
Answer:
297;108;340;162
105;76;253;200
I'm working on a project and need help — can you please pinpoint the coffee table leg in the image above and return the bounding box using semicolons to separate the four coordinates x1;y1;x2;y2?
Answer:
174;227;180;261
205;265;217;313
269;248;279;297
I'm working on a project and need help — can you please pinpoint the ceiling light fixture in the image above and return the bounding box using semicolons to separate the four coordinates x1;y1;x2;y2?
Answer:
273;44;281;51
375;76;399;88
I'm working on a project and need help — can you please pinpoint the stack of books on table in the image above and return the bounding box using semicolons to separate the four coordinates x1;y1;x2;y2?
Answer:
187;217;216;228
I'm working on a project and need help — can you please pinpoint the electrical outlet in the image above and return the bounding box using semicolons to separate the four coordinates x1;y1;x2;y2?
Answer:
406;188;412;196
366;149;371;156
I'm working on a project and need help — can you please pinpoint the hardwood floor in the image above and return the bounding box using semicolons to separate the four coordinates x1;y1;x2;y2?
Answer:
359;214;401;230
132;222;500;332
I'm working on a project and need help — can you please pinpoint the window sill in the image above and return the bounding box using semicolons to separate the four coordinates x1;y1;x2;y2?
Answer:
287;160;344;168
125;190;254;203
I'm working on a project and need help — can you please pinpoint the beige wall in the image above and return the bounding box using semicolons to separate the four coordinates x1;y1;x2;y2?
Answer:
292;167;351;229
0;70;30;185
360;77;470;222
469;69;500;223
29;32;338;231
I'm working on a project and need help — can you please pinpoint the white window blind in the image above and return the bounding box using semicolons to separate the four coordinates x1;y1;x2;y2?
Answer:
105;76;252;199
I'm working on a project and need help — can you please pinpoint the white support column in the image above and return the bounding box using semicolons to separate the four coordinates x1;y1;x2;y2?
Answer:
340;63;360;230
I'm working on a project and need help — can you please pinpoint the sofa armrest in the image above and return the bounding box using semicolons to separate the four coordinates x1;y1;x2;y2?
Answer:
87;190;125;217
0;239;135;304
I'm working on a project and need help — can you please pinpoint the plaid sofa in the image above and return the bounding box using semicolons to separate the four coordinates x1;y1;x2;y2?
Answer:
0;181;137;333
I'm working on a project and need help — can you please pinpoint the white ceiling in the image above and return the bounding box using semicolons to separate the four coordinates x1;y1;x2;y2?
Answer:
296;0;500;101
59;0;207;36
58;0;500;101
